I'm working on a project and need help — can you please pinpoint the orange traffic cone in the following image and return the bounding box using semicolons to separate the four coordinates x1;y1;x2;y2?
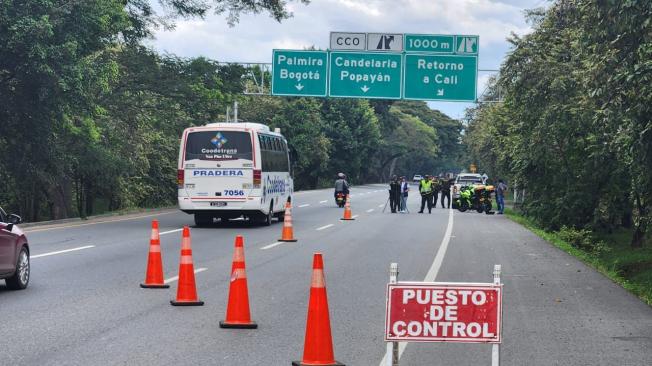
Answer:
220;235;257;328
340;195;355;221
170;226;204;306
140;219;169;288
292;253;345;366
279;201;298;242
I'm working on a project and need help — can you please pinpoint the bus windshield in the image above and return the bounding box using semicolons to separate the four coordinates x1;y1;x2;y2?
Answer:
185;131;252;161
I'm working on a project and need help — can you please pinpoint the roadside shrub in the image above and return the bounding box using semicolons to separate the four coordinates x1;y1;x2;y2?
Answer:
556;226;610;256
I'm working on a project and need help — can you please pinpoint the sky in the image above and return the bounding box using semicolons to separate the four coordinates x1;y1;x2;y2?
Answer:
148;0;547;120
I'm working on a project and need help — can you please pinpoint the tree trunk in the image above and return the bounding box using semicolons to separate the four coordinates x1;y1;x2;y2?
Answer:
387;157;398;181
631;193;647;248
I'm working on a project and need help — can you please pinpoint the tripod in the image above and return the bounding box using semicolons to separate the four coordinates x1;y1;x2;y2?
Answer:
383;193;409;213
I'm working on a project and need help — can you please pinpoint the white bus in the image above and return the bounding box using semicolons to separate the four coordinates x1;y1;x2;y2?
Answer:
177;122;293;226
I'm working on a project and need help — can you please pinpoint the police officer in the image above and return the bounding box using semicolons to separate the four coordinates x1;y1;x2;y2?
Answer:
389;175;401;213
440;176;453;209
431;176;441;208
418;175;434;214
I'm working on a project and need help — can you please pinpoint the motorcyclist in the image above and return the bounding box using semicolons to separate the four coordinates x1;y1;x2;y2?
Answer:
334;173;350;202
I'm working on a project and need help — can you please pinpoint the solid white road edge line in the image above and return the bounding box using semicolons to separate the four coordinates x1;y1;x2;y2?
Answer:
299;204;310;208
316;224;334;231
160;228;183;235
378;208;455;366
261;241;284;250
164;267;208;284
31;245;96;259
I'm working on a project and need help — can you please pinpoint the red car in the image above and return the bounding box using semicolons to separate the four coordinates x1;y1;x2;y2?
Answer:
0;207;30;290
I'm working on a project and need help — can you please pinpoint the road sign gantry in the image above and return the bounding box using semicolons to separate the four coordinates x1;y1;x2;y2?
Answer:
271;33;479;102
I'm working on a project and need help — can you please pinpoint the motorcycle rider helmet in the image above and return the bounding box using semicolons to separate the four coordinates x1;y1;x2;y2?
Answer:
337;172;345;178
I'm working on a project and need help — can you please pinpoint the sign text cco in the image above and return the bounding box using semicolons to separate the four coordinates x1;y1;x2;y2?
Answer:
330;32;366;50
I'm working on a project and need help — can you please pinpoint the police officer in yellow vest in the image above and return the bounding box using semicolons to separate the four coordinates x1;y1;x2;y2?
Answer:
418;174;434;214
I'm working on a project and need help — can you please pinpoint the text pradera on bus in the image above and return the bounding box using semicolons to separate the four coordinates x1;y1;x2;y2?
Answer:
385;283;502;343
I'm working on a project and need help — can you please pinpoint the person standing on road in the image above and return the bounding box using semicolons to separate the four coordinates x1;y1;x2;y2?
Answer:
496;179;508;214
400;176;409;213
418;175;434;214
389;175;401;213
440;176;452;209
431;176;441;208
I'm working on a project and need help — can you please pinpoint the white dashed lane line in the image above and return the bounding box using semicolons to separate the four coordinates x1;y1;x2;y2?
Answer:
261;242;284;250
164;268;208;284
378;204;384;208
319;200;328;204
32;245;96;259
366;209;374;213
298;204;310;208
160;228;183;236
351;215;359;219
316;224;334;231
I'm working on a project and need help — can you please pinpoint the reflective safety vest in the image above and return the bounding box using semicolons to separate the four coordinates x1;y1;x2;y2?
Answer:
419;180;433;194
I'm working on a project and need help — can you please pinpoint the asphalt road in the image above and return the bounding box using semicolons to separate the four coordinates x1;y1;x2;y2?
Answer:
1;185;651;365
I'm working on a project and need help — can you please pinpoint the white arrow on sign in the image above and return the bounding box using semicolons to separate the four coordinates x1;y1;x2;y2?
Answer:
361;85;370;93
295;83;304;91
437;89;444;96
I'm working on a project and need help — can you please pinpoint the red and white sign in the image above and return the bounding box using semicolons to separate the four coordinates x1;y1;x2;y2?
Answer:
385;282;502;343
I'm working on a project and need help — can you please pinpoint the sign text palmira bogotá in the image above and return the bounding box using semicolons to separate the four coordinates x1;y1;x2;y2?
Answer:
271;50;328;97
385;283;502;343
329;51;402;99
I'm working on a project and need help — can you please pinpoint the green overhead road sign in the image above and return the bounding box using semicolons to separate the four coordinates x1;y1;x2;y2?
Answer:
455;35;479;55
272;50;328;97
329;51;402;99
405;34;455;53
403;54;477;102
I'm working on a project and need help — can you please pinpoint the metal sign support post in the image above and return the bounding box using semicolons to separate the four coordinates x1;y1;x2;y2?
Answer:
492;264;501;366
386;263;399;366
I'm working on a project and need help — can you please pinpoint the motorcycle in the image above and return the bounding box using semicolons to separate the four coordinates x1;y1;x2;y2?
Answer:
455;185;493;214
335;192;346;208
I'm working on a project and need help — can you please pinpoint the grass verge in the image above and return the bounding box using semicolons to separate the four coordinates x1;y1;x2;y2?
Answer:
504;208;652;307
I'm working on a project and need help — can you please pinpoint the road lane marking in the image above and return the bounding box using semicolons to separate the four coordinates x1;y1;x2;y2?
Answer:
378;204;384;208
299;204;310;208
351;215;359;219
31;245;96;259
366;209;374;213
316;224;334;231
319;200;328;204
24;211;176;233
160;228;183;236
378;208;454;366
261;242;284;250
164;268;208;284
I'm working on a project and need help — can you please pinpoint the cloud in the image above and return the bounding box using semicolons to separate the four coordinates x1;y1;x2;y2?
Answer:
147;0;543;118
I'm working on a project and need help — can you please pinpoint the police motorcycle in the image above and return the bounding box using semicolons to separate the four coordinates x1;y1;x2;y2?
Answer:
455;185;494;214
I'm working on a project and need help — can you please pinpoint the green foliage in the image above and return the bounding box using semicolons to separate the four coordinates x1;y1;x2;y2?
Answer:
464;0;652;247
0;0;460;221
557;226;610;256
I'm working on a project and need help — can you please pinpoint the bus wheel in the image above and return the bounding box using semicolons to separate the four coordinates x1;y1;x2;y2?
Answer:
194;213;213;227
262;202;273;226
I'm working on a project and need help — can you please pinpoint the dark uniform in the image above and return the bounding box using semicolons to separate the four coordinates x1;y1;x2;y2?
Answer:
440;178;452;208
389;177;401;213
